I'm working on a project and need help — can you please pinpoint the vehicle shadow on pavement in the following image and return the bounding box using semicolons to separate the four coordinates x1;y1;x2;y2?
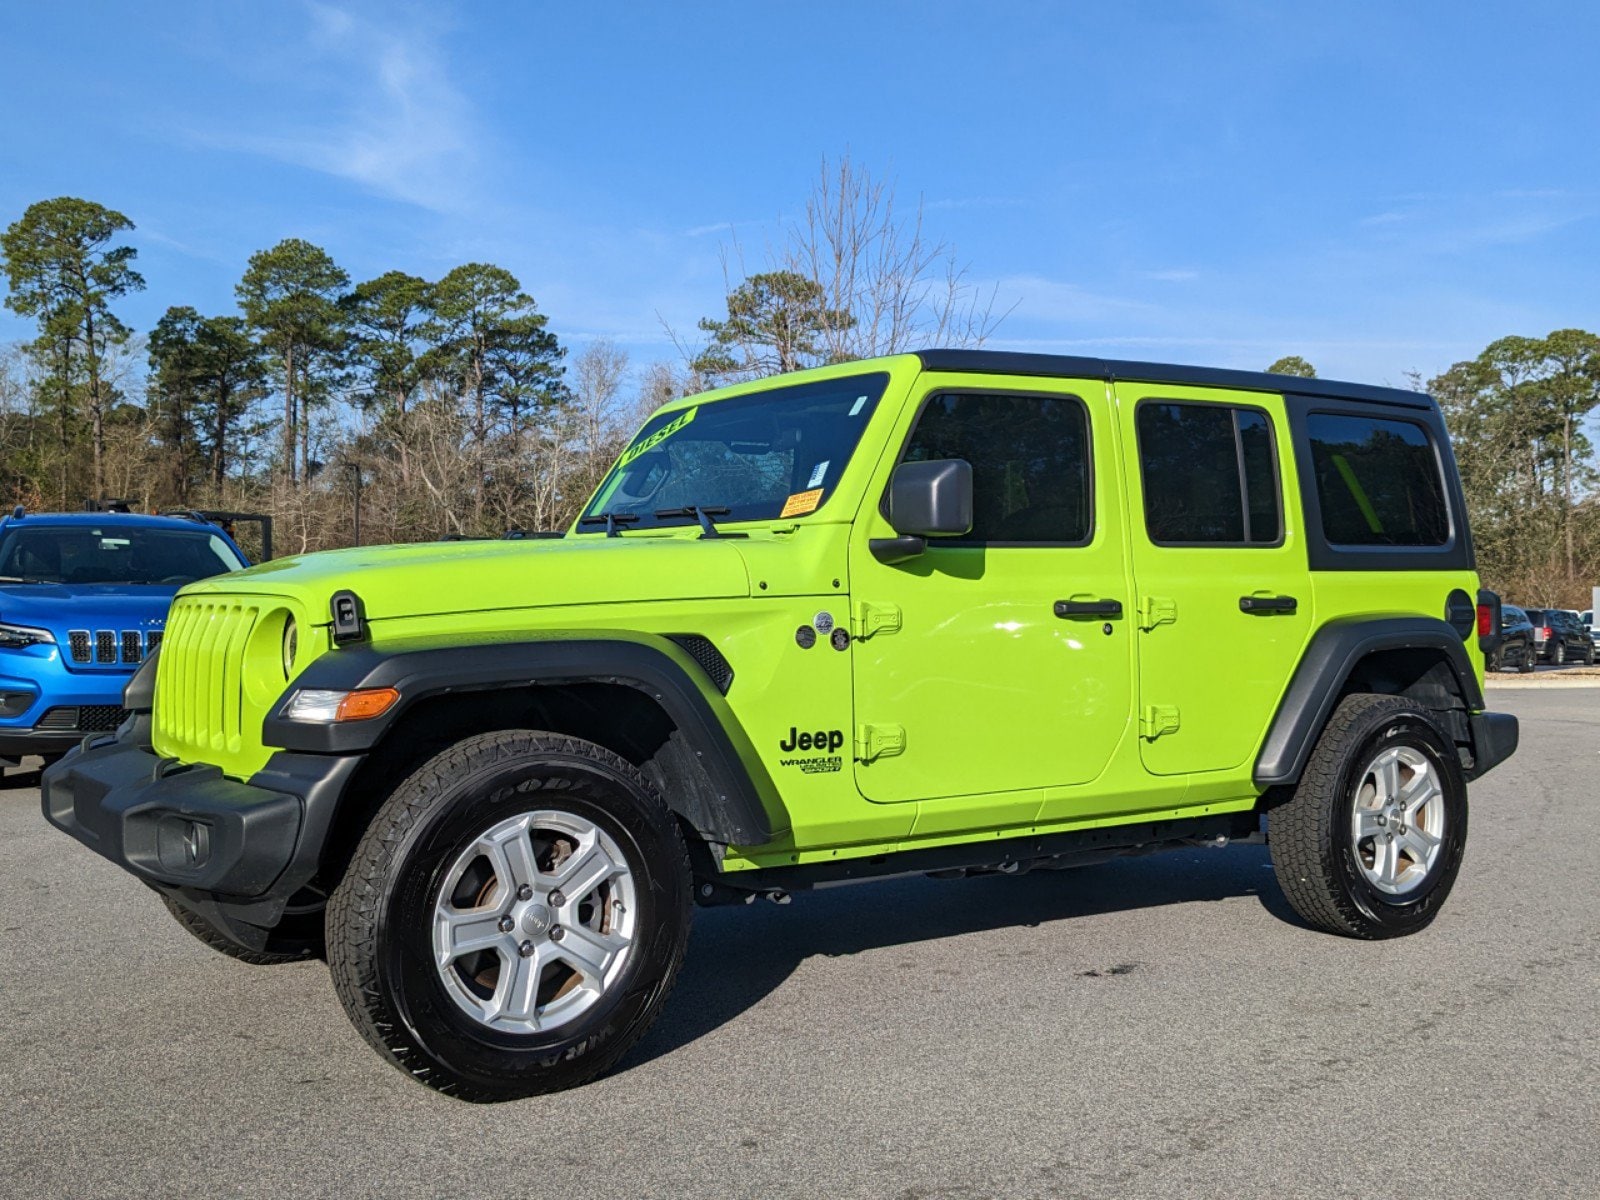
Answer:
625;845;1302;1071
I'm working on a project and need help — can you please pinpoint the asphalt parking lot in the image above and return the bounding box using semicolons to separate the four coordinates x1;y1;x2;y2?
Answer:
2;686;1596;1200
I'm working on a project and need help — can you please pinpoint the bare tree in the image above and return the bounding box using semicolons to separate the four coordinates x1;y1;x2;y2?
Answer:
782;154;1007;361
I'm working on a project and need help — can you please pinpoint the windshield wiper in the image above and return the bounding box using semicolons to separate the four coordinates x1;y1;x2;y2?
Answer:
577;511;640;538
653;505;743;539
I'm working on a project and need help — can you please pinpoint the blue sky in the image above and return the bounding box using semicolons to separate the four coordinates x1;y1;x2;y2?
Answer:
2;1;1596;390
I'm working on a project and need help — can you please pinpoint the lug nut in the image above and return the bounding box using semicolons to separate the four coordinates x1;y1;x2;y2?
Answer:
518;940;536;957
497;916;514;933
549;925;564;942
516;884;533;901
548;890;565;908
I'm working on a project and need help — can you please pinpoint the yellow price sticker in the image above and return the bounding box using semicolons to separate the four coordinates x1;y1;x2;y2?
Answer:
780;488;824;517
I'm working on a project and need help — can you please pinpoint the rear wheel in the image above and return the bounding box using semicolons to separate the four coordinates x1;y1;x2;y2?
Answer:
326;730;692;1100
1269;694;1467;939
1552;640;1566;665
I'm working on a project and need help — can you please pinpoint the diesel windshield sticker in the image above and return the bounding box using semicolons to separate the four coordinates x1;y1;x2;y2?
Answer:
807;460;830;488
780;488;824;517
778;726;845;774
617;406;696;468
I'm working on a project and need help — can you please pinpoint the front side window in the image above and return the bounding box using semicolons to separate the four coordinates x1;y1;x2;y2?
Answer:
899;391;1092;545
1307;414;1449;547
0;526;245;585
1136;401;1282;545
580;373;888;531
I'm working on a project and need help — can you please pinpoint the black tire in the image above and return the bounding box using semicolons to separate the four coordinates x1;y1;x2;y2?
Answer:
1486;650;1502;673
1551;640;1566;665
161;894;323;965
326;730;692;1101
1269;694;1467;939
1585;643;1596;667
1518;646;1536;673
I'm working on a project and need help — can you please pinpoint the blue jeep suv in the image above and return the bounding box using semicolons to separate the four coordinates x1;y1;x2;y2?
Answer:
0;510;249;764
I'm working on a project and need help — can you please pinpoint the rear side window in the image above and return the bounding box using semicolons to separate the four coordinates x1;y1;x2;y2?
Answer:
1136;402;1282;545
1307;414;1449;547
900;392;1091;545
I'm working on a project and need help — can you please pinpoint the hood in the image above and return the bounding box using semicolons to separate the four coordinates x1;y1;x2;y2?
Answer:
0;582;176;672
178;535;754;625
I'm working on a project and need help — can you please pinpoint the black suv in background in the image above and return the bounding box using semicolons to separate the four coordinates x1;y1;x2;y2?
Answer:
1524;607;1595;665
1490;605;1537;672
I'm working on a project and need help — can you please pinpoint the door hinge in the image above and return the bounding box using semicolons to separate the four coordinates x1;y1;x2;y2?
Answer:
1140;705;1181;740
855;723;907;762
851;600;903;640
1138;595;1178;630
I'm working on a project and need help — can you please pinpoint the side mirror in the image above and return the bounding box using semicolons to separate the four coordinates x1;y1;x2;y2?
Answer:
871;459;973;563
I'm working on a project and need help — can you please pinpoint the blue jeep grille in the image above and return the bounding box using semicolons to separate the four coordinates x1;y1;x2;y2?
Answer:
67;628;161;666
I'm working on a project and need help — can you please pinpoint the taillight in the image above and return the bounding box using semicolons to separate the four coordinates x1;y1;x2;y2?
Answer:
1541;627;1552;639
1476;605;1493;637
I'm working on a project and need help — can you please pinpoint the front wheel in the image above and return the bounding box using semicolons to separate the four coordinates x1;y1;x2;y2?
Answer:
326;730;693;1100
1518;644;1537;673
1269;694;1467;939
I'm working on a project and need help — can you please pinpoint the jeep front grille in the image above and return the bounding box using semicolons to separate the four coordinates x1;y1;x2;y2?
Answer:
154;598;261;755
67;628;162;666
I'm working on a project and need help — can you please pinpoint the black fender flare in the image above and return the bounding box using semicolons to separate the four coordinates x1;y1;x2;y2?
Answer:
261;631;786;846
1254;616;1486;788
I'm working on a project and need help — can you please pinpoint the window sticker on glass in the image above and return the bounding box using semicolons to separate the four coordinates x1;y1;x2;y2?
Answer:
617;406;697;468
780;489;824;517
848;395;868;417
100;538;131;549
807;460;830;488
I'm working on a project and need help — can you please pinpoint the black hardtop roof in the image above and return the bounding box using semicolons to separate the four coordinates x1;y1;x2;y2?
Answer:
914;349;1432;409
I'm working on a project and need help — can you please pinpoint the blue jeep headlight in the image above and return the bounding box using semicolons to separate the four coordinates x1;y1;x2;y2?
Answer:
0;621;55;649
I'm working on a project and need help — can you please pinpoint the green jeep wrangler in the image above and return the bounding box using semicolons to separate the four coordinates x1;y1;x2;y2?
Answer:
42;350;1519;1100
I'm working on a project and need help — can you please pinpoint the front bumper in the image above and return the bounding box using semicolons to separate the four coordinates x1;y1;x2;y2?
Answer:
0;724;106;760
41;727;361;921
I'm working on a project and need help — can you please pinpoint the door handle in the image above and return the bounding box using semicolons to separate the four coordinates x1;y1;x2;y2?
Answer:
1239;595;1298;614
1055;599;1123;619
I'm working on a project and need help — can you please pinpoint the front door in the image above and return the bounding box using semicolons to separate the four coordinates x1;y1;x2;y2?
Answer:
1114;384;1313;776
849;379;1133;805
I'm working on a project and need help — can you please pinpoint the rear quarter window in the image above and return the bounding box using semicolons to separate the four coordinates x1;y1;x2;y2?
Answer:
1306;413;1450;547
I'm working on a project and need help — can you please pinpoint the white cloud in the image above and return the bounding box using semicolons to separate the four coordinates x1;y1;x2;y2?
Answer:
192;3;484;215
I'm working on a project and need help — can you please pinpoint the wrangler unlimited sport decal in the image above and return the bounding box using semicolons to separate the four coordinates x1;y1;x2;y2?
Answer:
778;726;845;774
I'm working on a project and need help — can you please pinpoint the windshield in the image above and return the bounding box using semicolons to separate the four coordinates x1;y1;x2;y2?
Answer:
0;525;246;585
579;372;890;532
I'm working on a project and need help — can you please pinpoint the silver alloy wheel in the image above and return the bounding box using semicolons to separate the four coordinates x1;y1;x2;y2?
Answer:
432;810;638;1034
1350;744;1446;896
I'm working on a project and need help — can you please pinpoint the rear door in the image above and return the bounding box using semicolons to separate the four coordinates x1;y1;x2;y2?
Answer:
1115;385;1313;776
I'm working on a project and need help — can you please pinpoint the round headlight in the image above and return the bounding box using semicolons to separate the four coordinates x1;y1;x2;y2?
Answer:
281;616;298;678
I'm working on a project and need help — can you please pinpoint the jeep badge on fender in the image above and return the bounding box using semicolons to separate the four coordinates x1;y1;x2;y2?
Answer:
778;726;845;754
41;349;1517;1100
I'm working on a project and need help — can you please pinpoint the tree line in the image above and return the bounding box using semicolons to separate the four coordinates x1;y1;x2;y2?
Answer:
0;158;998;556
